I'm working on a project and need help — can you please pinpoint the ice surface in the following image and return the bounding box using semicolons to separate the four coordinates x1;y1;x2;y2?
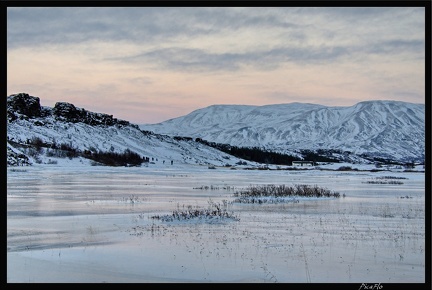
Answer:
7;163;425;283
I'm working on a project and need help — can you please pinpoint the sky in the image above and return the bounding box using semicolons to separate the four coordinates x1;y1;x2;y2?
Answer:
7;6;426;124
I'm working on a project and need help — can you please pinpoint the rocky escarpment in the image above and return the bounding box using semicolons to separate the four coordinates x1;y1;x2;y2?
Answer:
7;93;253;168
7;93;137;128
7;93;44;119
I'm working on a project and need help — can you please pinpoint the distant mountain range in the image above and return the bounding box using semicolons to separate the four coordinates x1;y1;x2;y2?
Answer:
140;100;425;163
7;93;425;167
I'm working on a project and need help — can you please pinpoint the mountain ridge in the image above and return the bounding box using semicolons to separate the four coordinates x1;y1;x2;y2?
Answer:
7;93;425;167
139;100;425;163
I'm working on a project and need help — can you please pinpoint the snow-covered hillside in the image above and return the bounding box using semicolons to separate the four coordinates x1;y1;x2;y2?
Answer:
6;93;253;167
140;101;425;163
7;93;425;167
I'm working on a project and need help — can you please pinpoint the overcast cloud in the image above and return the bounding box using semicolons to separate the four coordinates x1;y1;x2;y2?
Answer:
7;6;426;124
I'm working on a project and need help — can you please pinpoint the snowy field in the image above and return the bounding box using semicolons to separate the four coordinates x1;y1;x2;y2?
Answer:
7;161;425;283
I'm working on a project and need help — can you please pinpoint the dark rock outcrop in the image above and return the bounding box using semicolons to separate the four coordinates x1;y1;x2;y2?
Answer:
52;102;81;121
7;145;31;166
7;93;41;120
7;93;138;129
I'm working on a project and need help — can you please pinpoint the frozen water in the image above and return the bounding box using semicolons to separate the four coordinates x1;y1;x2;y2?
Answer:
7;164;425;283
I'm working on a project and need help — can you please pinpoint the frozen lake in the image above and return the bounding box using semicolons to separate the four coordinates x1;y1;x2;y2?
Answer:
7;164;425;283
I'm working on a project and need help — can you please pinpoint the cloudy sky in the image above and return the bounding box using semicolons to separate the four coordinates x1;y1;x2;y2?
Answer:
7;6;426;124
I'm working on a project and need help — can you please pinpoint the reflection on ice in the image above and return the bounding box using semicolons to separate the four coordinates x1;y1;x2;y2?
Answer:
7;165;425;283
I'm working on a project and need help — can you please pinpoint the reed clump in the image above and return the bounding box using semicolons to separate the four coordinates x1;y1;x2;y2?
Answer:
233;184;342;204
151;199;239;222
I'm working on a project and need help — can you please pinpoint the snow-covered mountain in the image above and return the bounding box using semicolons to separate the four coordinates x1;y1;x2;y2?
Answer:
140;101;425;163
6;93;253;167
7;93;425;167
